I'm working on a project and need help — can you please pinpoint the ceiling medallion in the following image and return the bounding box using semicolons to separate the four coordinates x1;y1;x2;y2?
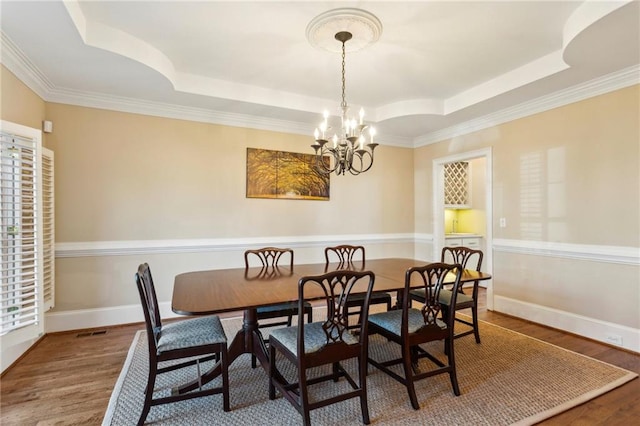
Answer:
306;8;383;53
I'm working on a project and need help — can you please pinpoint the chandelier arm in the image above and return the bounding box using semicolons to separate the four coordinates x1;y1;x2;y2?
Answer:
314;145;337;174
329;147;348;175
349;149;375;175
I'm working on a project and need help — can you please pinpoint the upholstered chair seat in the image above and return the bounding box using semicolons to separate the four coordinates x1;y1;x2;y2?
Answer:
156;316;227;354
270;321;359;355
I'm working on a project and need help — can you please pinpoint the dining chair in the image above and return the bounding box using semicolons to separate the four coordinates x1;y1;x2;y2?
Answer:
244;247;313;368
409;246;483;343
367;262;463;410
135;263;230;425
268;269;375;426
324;245;392;328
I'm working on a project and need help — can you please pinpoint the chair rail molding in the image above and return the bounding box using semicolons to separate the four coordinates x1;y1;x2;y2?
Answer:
55;233;416;258
55;235;639;266
493;238;640;265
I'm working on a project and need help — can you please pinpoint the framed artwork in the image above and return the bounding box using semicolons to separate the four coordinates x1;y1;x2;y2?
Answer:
246;148;330;200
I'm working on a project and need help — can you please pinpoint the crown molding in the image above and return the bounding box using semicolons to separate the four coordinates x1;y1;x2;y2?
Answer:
0;31;54;99
414;64;640;147
48;86;316;137
2;30;637;149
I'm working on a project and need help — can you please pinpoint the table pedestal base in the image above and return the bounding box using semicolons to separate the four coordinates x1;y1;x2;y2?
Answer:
174;308;268;395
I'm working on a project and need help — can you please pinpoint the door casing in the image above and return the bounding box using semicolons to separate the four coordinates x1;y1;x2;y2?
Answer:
432;147;493;310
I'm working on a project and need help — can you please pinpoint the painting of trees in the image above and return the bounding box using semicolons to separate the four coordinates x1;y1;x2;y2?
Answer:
246;148;330;200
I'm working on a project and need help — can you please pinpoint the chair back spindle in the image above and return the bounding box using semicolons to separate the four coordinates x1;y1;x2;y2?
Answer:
298;270;374;353
324;244;391;329
245;247;293;269
405;262;463;331
441;246;482;273
324;244;365;269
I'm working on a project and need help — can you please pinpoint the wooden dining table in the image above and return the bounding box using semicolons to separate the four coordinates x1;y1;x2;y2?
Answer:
171;258;491;394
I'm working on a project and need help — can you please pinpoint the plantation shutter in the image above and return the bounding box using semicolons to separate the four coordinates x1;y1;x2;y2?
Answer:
42;148;54;311
0;123;44;347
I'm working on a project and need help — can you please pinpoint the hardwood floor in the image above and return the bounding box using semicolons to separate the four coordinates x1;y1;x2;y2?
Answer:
1;290;638;425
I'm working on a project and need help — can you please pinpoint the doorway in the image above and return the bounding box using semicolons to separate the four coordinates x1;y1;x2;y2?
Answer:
433;147;493;310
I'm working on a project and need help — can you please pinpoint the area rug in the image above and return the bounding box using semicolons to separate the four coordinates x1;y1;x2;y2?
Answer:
103;314;636;425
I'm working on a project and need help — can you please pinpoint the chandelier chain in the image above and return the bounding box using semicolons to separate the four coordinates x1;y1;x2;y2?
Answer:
341;41;347;109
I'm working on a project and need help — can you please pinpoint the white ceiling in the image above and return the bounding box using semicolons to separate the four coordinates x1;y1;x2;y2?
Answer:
1;1;638;147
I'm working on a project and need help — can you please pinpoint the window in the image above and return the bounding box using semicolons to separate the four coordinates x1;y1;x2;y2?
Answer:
0;121;45;349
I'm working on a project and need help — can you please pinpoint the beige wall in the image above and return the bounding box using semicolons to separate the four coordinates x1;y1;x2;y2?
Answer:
415;85;640;329
45;104;414;243
416;86;639;245
1;66;46;131
44;103;414;311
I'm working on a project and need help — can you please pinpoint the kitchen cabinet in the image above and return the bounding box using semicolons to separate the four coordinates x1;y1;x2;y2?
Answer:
444;235;482;249
444;161;470;208
443;235;485;280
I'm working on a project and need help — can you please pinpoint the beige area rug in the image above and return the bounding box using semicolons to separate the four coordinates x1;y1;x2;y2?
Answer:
103;313;636;426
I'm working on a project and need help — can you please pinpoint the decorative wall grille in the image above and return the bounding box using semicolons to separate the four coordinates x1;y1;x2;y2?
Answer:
444;162;469;206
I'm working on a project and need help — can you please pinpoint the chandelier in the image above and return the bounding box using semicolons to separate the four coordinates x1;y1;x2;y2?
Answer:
307;9;382;176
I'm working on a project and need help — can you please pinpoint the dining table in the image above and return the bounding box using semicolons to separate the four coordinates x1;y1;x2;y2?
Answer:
171;257;491;394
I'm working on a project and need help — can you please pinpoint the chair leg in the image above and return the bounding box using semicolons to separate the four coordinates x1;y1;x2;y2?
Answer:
446;337;461;396
402;344;420;410
268;343;277;400
220;347;230;412
307;306;313;323
358;355;371;424
138;364;157;426
471;303;481;343
299;367;311;426
442;305;451;356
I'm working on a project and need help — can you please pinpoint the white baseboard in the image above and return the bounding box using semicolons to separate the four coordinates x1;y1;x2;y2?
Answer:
45;302;335;333
494;295;640;353
45;301;182;333
48;295;639;355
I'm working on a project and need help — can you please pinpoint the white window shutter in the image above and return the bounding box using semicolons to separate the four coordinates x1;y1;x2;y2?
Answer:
0;121;44;350
42;148;54;311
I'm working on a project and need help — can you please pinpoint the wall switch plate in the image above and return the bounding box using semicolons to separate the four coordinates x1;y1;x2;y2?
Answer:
605;334;623;346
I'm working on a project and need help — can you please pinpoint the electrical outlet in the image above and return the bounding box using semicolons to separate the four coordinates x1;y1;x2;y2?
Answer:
605;334;623;346
499;218;507;228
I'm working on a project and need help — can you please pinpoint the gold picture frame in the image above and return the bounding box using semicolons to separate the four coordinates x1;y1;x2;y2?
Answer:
246;148;330;200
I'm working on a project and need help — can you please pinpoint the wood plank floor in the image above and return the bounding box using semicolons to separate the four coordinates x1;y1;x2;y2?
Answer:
1;290;638;425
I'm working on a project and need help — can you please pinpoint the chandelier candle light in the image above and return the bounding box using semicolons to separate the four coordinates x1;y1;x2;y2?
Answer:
307;9;382;176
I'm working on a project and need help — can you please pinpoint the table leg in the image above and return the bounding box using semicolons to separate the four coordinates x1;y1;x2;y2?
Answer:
173;308;268;394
